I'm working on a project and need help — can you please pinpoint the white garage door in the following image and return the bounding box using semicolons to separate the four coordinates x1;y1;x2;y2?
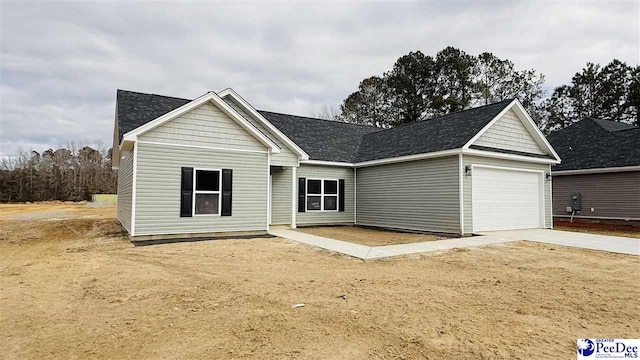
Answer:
472;166;543;232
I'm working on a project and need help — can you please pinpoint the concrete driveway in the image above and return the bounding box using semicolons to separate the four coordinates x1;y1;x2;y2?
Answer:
478;229;640;256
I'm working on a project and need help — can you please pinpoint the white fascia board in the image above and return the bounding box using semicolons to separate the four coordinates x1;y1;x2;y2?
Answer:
218;88;309;160
551;165;640;176
355;149;462;168
462;99;561;163
300;160;355;167
462;148;560;164
121;91;280;154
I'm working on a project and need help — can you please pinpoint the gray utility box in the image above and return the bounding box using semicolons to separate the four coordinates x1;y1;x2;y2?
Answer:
571;192;581;211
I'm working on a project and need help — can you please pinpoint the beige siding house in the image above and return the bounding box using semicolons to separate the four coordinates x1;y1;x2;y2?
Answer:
113;88;560;242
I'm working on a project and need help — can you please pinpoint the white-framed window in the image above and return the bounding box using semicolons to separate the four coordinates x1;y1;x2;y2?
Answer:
306;178;339;212
193;168;222;216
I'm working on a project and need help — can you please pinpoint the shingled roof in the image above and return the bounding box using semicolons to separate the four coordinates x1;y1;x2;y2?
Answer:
258;111;380;162
355;100;513;162
547;117;640;171
115;90;523;162
116;90;190;142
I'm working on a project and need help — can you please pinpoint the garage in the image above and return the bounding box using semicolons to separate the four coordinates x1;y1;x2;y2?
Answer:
472;166;544;232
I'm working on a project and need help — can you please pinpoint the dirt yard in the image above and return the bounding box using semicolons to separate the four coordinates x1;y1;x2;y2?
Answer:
1;204;639;359
295;225;448;246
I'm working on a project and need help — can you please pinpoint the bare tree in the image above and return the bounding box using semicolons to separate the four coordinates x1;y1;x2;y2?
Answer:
311;103;341;120
0;142;117;202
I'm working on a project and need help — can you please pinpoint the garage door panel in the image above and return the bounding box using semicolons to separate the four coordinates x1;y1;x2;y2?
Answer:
472;167;542;232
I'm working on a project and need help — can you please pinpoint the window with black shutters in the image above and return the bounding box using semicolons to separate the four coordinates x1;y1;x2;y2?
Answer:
193;169;221;215
306;178;339;211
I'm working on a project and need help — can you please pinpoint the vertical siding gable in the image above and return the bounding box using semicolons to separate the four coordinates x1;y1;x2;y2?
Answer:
473;109;545;155
138;102;267;152
223;98;299;166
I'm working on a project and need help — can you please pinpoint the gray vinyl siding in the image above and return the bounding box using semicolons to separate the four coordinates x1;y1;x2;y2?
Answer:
473;109;545;155
224;98;299;167
116;150;133;234
297;164;354;225
462;155;552;233
356;156;461;233
270;167;292;225
138;102;266;152
552;171;640;220
134;142;268;236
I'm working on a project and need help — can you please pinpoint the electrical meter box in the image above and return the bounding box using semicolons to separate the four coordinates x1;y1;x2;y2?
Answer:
571;193;581;211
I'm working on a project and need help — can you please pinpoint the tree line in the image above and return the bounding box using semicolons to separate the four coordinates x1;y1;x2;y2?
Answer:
2;48;636;203
0;143;117;202
319;47;638;133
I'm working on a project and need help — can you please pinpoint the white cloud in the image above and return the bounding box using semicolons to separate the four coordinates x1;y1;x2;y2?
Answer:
1;0;638;156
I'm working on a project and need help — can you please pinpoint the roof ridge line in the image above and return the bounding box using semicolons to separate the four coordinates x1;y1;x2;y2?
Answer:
257;109;382;129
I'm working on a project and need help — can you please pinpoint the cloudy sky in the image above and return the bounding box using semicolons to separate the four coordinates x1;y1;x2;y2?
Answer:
1;0;638;156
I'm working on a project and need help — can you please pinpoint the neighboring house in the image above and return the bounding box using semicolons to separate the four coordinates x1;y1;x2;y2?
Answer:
112;89;561;240
547;117;640;222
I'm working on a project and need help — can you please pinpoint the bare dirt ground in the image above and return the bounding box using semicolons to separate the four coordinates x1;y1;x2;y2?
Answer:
295;226;448;246
1;204;639;360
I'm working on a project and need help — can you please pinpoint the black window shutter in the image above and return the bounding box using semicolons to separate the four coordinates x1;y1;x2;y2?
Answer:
338;179;345;212
298;177;306;212
180;167;193;217
221;169;232;216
